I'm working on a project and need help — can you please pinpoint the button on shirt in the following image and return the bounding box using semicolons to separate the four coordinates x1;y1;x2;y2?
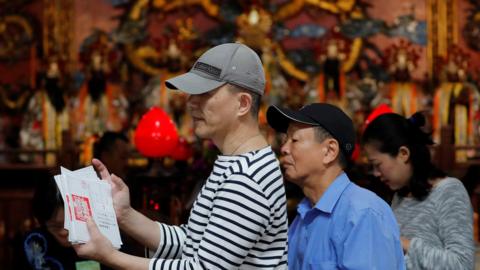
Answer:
288;173;405;270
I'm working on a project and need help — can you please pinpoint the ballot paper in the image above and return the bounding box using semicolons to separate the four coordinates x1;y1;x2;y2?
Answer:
54;166;122;249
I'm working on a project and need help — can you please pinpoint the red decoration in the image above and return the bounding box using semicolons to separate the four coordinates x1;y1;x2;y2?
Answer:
350;143;361;162
170;137;193;161
134;107;179;158
350;104;393;162
364;104;393;129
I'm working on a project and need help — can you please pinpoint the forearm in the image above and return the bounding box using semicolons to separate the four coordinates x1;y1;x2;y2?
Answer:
118;207;160;250
407;237;474;269
103;249;151;270
98;242;198;270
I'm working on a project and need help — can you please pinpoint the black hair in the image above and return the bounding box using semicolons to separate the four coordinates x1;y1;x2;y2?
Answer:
313;125;348;169
362;112;446;200
32;177;63;225
227;84;262;118
93;131;129;159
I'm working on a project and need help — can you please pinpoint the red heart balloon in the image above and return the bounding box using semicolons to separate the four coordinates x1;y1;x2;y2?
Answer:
170;137;193;161
134;107;179;158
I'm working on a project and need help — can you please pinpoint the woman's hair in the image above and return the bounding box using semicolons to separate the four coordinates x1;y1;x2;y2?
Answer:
32;177;64;225
362;112;446;200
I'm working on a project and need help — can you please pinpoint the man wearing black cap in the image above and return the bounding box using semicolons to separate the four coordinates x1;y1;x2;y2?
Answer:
267;103;405;270
73;43;288;269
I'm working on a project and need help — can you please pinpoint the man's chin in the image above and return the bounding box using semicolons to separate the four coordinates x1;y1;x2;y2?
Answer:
283;174;299;184
194;131;207;139
193;128;211;140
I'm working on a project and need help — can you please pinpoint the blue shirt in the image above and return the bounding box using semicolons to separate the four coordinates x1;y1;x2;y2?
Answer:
288;173;405;270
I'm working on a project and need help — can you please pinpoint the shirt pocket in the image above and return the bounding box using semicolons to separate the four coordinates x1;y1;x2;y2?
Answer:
308;260;337;270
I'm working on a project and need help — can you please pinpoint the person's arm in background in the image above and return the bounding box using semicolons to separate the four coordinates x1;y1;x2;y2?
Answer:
336;208;406;270
404;180;474;270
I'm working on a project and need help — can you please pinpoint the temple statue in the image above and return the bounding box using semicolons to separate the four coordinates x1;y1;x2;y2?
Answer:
433;45;480;162
20;57;70;165
385;40;422;116
74;33;128;164
316;31;347;106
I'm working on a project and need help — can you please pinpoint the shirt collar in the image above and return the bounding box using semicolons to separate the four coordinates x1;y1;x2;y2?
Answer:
297;172;351;217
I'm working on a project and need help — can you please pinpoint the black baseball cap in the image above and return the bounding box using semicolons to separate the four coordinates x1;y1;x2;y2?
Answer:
267;103;355;158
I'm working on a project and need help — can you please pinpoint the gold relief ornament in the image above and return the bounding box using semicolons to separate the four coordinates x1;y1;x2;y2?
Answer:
125;0;208;76
133;0;219;19
275;0;356;21
161;0;219;17
123;0;362;81
0;15;33;60
176;18;197;42
272;0;362;80
236;6;272;50
0;87;29;110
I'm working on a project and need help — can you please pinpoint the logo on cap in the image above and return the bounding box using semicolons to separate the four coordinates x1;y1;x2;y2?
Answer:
194;62;221;78
345;143;353;151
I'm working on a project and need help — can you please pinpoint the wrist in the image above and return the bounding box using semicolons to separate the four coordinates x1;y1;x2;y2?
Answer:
117;206;135;228
102;248;125;269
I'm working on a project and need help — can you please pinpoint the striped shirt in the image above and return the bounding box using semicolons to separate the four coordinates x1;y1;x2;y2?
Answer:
149;146;288;269
391;177;474;270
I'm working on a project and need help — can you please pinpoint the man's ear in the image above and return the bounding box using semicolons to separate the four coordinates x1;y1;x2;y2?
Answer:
398;146;410;163
322;139;340;165
237;92;252;117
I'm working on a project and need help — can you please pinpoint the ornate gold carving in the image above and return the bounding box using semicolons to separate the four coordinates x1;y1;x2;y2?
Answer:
0;15;33;59
124;0;362;79
43;0;74;70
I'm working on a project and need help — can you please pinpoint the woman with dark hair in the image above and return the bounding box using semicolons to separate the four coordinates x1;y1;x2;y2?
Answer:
14;177;107;270
362;112;474;270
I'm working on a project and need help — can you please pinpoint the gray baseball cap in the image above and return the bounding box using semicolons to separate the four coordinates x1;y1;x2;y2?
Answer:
165;43;265;95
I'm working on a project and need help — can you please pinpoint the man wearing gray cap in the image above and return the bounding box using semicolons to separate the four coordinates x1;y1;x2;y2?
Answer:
74;43;288;269
267;103;405;270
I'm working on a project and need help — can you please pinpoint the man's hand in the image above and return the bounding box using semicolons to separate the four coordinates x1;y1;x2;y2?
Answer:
92;159;133;223
75;218;152;270
73;218;115;263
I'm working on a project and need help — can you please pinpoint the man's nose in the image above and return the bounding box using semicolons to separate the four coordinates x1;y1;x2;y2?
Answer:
187;94;198;109
280;142;290;156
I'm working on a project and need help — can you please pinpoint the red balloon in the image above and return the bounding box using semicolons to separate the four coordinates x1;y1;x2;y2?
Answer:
134;107;179;158
170;137;193;161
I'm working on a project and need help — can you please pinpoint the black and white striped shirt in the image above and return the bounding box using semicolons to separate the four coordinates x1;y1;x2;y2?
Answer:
149;146;288;269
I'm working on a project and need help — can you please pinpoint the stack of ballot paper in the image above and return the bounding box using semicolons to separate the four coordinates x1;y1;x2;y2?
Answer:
54;166;122;249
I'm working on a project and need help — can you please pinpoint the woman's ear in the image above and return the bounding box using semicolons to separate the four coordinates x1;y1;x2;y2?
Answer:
398;146;410;163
